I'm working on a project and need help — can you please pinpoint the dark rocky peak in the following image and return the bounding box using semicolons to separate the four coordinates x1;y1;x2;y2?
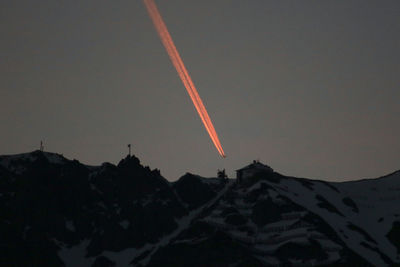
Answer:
0;150;71;176
87;155;172;203
117;154;141;170
98;161;117;172
235;161;284;188
173;172;226;211
176;172;201;182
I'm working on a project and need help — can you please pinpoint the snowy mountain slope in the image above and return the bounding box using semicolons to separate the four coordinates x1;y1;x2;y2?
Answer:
148;170;399;266
0;151;399;266
256;172;399;266
335;171;400;263
149;174;367;266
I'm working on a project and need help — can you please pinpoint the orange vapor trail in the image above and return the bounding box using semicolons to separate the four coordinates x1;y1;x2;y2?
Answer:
144;0;225;157
144;0;224;156
144;2;224;156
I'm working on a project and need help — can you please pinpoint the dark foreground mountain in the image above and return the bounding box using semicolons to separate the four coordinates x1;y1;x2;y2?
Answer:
0;151;399;266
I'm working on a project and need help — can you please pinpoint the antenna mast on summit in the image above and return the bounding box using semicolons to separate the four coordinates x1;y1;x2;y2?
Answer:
128;144;131;156
40;141;44;151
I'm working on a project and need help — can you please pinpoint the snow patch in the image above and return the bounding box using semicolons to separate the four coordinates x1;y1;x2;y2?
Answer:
101;248;137;267
90;183;103;195
43;153;65;164
57;239;94;267
65;220;75;232
119;220;130;230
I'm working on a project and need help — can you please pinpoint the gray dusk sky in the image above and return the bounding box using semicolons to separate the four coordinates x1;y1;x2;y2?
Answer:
1;0;399;181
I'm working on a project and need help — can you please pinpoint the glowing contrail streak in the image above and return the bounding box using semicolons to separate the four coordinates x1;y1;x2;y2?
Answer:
144;0;226;157
144;3;224;154
144;0;224;156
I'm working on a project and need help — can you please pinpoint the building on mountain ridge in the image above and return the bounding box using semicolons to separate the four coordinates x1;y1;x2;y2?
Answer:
236;160;273;183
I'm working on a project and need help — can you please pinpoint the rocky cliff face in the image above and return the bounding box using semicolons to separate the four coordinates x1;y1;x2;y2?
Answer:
0;151;399;266
0;151;188;266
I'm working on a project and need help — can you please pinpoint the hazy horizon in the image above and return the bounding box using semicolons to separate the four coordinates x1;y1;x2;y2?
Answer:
2;149;399;183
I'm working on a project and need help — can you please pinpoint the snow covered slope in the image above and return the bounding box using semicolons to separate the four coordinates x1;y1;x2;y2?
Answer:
148;170;400;266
